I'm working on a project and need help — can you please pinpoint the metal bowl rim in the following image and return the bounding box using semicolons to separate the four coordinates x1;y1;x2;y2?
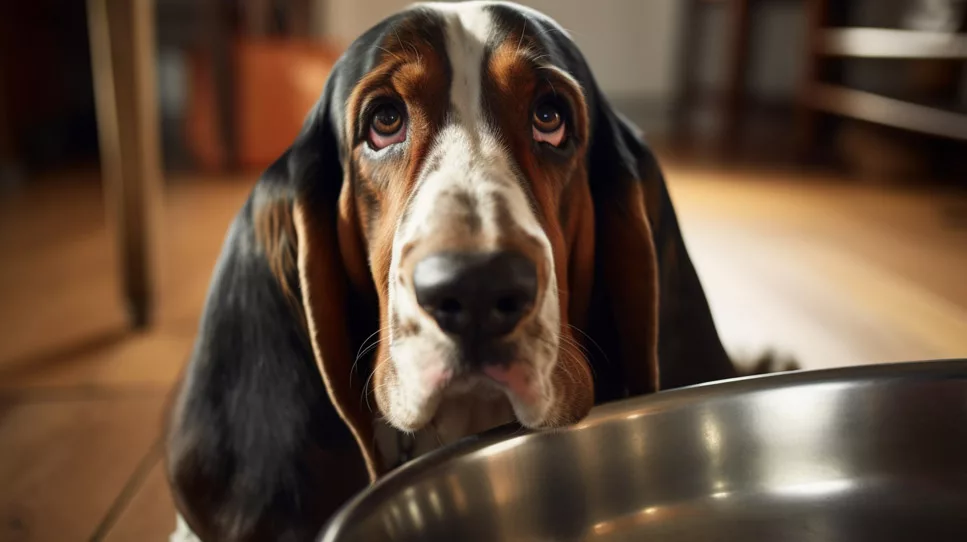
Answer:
318;358;967;541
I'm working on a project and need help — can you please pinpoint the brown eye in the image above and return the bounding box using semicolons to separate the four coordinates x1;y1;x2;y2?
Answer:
372;104;403;136
532;103;563;133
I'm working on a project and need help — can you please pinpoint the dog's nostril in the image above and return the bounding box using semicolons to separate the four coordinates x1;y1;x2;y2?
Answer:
412;251;538;339
495;295;523;315
439;298;463;314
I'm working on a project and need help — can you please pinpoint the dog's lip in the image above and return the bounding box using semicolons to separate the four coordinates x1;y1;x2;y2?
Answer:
422;365;454;392
427;363;538;403
481;363;540;404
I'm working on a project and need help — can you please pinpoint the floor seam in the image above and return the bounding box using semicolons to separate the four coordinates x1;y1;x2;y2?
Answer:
88;439;164;542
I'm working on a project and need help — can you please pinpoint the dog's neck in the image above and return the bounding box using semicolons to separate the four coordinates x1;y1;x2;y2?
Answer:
374;391;515;471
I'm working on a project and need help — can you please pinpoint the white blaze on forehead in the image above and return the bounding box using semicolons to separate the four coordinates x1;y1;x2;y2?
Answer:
388;3;502;345
394;1;551;255
416;1;495;126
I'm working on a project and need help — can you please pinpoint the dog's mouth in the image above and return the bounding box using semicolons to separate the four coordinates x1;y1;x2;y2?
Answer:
420;355;545;407
378;330;556;432
481;363;543;405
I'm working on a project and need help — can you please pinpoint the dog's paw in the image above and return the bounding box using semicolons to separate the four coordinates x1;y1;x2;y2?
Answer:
733;349;801;377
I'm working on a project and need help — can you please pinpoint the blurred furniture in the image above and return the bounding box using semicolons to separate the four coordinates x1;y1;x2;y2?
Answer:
675;0;754;149
87;0;163;328
0;65;16;186
676;0;817;154
0;1;97;182
184;0;337;172
797;0;967;156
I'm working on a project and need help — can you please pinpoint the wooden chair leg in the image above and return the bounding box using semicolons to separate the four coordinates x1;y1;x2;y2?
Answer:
672;0;702;147
87;0;163;329
796;0;829;161
720;0;752;150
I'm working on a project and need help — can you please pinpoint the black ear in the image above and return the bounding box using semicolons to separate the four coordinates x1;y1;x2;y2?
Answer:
582;79;737;398
164;69;376;541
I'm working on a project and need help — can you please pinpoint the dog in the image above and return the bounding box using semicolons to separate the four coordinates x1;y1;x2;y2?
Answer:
166;2;751;540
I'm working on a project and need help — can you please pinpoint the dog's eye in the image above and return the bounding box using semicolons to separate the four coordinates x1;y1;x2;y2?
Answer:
532;102;566;147
368;104;406;149
533;103;562;133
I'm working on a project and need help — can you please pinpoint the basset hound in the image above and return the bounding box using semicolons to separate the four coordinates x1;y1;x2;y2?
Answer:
166;2;755;540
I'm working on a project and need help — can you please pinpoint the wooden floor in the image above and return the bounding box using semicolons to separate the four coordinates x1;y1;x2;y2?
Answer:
1;161;965;541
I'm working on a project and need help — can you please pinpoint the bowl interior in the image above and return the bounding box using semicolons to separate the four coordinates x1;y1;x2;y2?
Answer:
321;361;967;541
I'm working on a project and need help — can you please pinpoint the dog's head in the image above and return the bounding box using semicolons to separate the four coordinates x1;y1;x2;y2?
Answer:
340;2;607;435
237;1;727;479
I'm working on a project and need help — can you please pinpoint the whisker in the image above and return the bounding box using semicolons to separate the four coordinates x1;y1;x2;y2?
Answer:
376;45;403;62
559;344;584;386
536;330;597;382
354;327;385;362
557;329;589;354
361;361;382;413
540;76;559;97
430;420;445;447
567;323;611;367
357;338;386;363
554;329;592;364
351;326;391;388
408;42;421;60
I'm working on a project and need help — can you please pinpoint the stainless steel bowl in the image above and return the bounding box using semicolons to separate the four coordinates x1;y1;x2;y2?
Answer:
321;360;967;541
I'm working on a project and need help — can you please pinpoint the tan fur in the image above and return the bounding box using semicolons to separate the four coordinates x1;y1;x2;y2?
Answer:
596;181;661;393
294;203;381;481
253;200;303;320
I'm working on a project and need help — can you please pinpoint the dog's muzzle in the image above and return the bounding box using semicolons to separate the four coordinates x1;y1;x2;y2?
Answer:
412;249;537;365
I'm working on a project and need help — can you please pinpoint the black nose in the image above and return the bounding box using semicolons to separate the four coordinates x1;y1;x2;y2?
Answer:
412;251;538;341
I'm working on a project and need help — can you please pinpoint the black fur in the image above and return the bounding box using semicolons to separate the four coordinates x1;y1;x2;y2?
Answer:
166;54;364;542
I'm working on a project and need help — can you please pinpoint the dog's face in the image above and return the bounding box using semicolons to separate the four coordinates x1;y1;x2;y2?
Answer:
334;2;596;432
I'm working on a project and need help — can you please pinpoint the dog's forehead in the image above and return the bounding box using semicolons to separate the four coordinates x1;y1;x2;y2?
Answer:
407;1;569;44
331;2;579;108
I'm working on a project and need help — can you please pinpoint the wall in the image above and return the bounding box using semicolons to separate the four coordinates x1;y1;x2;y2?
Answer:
312;0;685;101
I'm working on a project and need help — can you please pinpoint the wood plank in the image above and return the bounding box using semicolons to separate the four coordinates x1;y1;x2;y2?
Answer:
101;461;177;542
819;27;967;59
0;395;166;542
663;163;967;369
806;83;967;141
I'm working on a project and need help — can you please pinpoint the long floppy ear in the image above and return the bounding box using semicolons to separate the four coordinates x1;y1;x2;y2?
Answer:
583;82;737;398
165;71;378;541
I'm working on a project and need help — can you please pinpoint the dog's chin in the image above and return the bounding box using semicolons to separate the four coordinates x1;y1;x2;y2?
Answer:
377;349;557;433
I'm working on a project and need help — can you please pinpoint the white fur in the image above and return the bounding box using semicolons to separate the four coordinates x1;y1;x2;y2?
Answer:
379;2;561;443
170;514;202;542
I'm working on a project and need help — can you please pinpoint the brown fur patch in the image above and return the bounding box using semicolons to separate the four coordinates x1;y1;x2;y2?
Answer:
254;199;304;322
398;319;420;337
294;203;380;481
596;180;661;393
